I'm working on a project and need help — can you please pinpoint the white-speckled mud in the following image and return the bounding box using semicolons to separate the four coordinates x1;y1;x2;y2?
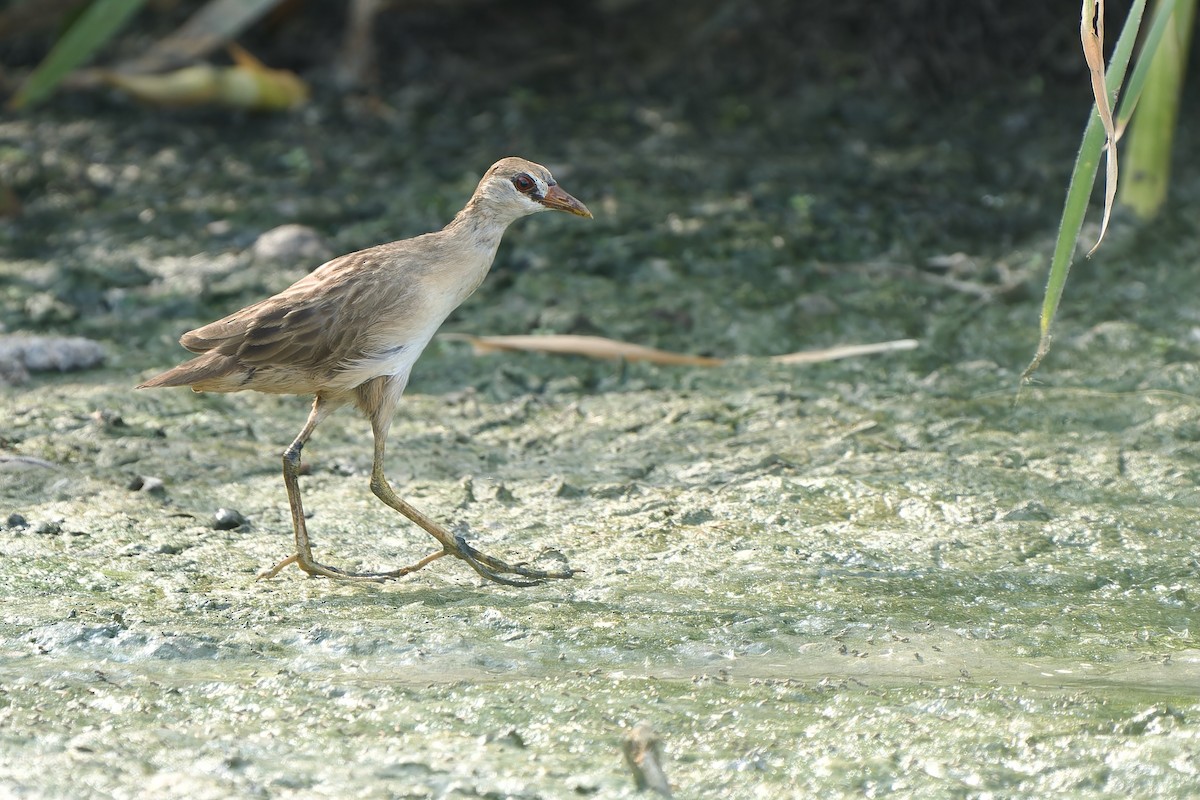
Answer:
3;5;1200;797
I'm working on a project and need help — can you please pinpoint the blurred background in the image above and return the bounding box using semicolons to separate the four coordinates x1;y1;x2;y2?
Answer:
3;0;1194;388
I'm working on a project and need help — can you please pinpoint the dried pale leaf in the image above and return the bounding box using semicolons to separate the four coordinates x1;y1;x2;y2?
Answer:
441;333;919;367
768;338;919;364
95;46;307;109
441;334;723;366
1081;0;1119;255
98;64;222;105
223;43;309;109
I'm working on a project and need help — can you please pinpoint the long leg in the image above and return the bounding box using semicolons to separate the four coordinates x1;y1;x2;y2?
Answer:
257;394;390;581
361;377;574;586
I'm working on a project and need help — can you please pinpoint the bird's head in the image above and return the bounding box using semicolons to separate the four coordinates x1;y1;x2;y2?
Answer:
472;157;592;222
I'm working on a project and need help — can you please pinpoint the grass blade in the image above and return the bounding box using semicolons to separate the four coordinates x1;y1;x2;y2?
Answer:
1117;0;1196;218
1023;0;1148;382
8;0;148;109
1114;0;1184;136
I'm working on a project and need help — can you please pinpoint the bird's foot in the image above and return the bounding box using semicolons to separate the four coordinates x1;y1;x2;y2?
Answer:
442;534;576;587
255;538;575;587
256;552;390;583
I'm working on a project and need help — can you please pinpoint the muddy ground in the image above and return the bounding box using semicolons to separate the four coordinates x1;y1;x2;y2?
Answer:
2;3;1200;797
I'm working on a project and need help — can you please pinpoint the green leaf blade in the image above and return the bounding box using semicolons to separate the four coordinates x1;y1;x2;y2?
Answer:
9;0;149;110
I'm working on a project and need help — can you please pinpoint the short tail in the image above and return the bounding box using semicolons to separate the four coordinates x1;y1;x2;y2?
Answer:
137;353;235;390
136;368;192;390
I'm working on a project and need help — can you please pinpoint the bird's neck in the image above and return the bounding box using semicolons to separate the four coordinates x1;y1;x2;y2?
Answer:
443;197;522;249
427;199;522;308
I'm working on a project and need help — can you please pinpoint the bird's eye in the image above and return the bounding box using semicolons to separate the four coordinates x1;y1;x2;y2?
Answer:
512;174;536;193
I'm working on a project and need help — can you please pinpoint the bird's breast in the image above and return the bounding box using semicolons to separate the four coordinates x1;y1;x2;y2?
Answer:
329;317;443;390
326;235;500;390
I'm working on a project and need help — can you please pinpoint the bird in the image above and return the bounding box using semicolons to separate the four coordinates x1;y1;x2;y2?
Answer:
138;157;592;586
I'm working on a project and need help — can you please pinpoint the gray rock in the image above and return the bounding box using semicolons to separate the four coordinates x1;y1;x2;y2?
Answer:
213;507;247;530
0;335;106;386
252;224;332;266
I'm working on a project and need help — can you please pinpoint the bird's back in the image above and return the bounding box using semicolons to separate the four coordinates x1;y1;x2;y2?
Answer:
138;238;440;397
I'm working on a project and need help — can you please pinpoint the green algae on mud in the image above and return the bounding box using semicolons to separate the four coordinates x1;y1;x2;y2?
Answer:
2;56;1200;797
3;353;1200;796
1;649;1197;798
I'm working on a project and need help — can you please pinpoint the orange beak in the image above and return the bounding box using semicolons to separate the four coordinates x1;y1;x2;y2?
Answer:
539;184;592;218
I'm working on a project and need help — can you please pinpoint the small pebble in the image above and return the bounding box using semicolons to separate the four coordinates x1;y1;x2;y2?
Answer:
480;728;525;749
555;480;585;499
252;224;332;266
565;774;600;795
127;475;165;494
213;508;247;530
91;409;126;428
1002;500;1053;521
680;508;715;525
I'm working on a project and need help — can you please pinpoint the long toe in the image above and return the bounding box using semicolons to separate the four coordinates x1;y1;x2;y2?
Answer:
453;536;575;585
257;554;300;581
264;552;393;583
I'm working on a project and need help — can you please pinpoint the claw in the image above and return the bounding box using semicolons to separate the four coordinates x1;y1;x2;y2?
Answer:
448;535;574;586
258;552;391;583
259;535;573;587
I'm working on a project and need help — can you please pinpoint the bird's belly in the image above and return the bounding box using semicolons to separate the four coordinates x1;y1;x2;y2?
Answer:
330;324;440;390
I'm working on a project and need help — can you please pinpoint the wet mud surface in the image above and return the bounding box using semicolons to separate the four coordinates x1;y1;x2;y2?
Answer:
3;5;1200;795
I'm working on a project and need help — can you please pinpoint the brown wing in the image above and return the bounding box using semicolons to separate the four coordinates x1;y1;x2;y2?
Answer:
180;250;383;372
139;241;430;393
138;271;360;392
